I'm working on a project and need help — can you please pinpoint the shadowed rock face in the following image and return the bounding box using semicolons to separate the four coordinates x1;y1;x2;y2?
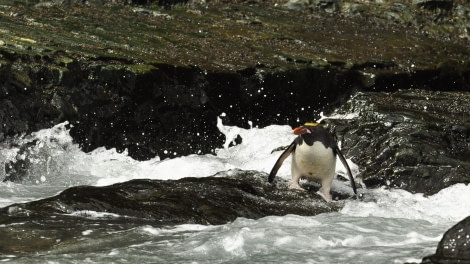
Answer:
325;90;470;196
422;216;470;263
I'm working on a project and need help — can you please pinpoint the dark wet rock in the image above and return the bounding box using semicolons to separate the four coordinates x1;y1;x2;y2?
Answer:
422;216;470;263
1;170;344;225
0;170;346;254
324;90;470;195
413;0;454;10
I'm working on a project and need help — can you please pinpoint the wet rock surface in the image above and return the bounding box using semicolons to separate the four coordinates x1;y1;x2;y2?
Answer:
0;170;346;254
2;170;343;225
422;216;470;263
324;89;470;196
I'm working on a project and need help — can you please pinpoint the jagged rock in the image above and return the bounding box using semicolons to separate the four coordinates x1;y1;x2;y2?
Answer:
324;90;470;195
422;215;470;263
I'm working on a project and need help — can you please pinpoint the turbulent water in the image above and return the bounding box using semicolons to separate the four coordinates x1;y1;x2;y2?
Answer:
1;116;469;263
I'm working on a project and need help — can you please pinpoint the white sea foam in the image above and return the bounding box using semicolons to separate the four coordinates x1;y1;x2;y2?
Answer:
317;111;359;123
1;118;467;226
82;230;93;236
0;116;361;189
1;116;467;263
341;183;470;225
69;210;126;219
127;214;443;264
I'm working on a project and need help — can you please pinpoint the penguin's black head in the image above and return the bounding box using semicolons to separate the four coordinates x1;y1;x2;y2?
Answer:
293;122;336;148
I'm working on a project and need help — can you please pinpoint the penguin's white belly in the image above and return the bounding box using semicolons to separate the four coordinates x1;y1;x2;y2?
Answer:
291;141;336;181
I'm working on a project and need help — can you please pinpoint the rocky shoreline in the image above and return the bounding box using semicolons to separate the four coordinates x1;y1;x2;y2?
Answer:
1;0;469;262
1;0;469;160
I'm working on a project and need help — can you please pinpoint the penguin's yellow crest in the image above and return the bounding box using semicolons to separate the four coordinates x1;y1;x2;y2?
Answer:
304;122;321;127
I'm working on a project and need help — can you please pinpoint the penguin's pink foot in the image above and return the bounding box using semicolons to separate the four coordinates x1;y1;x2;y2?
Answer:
317;188;333;202
288;181;306;191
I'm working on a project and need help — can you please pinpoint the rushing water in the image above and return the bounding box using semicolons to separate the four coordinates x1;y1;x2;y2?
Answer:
1;117;469;263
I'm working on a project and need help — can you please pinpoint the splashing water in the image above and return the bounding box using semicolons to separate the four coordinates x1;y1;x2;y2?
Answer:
0;117;469;263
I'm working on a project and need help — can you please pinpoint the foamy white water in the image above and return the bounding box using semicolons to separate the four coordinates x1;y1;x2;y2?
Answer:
1;117;469;263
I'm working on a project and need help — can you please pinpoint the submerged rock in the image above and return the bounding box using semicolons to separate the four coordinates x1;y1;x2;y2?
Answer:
422;215;470;263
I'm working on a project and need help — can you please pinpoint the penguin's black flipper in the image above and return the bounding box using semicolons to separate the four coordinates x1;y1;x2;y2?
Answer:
268;141;296;183
335;146;357;195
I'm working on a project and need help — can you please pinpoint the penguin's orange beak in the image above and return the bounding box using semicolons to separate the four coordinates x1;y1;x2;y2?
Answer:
293;126;311;135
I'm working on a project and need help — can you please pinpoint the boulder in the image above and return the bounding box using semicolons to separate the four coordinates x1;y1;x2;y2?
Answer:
422;216;470;263
1;170;345;226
